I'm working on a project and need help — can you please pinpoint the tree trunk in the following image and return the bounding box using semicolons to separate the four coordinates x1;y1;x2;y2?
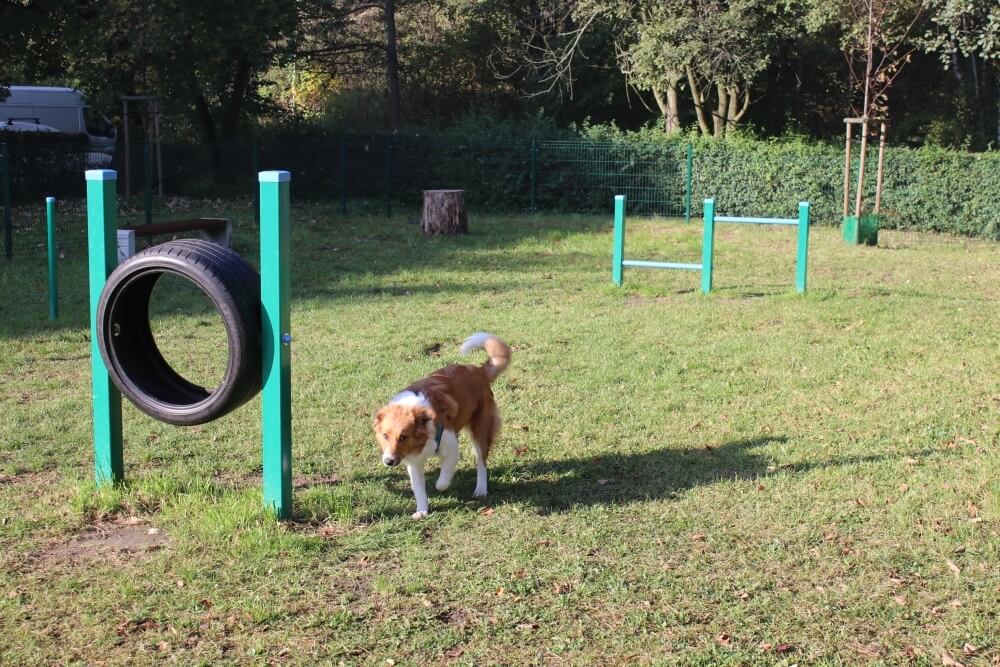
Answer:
421;190;468;235
713;83;729;137
652;84;680;134
189;82;224;185
726;86;750;134
384;0;402;131
686;66;711;136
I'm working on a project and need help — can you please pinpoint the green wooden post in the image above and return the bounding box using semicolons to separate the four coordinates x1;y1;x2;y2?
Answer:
259;170;293;519
143;142;153;225
339;139;348;215
612;195;626;286
1;143;11;261
795;201;810;294
684;142;693;224
700;198;715;294
530;139;537;212
46;197;58;320
86;170;124;484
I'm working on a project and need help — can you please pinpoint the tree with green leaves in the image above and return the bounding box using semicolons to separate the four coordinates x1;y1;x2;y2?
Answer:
497;0;799;136
921;0;999;145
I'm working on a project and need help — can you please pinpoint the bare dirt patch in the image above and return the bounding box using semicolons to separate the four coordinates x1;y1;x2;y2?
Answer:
37;520;169;566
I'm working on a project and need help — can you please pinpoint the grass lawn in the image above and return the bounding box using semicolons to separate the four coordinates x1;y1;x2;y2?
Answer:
1;205;998;666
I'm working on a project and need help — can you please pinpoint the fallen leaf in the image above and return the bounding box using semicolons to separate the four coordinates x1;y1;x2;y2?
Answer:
198;599;213;609
157;641;170;653
716;633;732;648
175;580;185;588
941;651;965;666
946;560;961;578
899;483;909;493
597;479;612;486
893;595;908;606
962;644;978;657
513;446;529;457
776;643;794;654
759;642;773;651
968;502;980;518
480;508;494;516
950;599;963;608
445;647;464;659
691;533;706;542
516;622;540;631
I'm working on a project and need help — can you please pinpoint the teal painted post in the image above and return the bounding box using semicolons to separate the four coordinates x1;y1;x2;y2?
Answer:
339;139;348;215
46;197;58;320
530;139;537;212
700;198;715;294
259;170;293;519
143;142;153;225
684;142;693;224
612;195;625;285
1;143;11;261
86;170;123;484
795;201;810;293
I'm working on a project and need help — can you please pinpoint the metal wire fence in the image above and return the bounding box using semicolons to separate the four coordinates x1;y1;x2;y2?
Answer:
1;136;695;259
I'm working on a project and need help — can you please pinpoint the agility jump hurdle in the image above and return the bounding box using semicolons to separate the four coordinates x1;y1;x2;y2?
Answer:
612;195;811;294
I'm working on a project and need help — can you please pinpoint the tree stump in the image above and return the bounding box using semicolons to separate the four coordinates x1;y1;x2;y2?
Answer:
421;190;468;235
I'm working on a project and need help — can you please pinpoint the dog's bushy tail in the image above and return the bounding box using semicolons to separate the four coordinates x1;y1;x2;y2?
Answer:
461;332;511;382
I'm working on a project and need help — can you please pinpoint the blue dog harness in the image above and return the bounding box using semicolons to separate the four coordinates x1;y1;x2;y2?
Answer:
433;421;445;453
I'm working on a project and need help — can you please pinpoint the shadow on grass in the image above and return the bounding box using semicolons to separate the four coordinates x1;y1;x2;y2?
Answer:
347;436;946;521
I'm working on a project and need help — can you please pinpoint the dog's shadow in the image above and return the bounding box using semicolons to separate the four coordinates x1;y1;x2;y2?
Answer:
352;435;935;520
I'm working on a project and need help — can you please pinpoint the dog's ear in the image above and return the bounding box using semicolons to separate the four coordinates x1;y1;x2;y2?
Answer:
372;408;387;432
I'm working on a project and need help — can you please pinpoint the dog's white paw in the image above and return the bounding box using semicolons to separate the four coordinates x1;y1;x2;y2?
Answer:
435;478;452;492
411;510;429;520
473;487;488;498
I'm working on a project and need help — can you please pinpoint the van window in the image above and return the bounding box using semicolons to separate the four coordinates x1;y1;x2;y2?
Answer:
84;108;115;137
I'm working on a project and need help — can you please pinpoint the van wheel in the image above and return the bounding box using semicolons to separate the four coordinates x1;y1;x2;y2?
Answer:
96;239;262;425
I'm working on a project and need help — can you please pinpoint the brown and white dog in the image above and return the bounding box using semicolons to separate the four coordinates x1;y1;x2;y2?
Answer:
373;332;511;519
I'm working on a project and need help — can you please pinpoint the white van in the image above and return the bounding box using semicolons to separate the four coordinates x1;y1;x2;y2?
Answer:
0;86;117;155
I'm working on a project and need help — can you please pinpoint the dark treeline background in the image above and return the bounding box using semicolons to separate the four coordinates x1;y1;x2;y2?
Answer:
1;0;997;152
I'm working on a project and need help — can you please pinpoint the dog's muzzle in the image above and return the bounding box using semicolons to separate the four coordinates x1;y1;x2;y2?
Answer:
382;454;399;467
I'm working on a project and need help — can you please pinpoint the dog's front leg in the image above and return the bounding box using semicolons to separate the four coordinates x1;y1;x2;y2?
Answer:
405;460;430;519
436;430;459;491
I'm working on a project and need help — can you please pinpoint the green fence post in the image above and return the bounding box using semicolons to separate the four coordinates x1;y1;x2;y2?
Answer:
1;142;11;261
530;139;537;212
143;142;153;225
46;197;58;320
339;139;348;215
259;170;293;520
796;201;810;294
384;138;392;219
700;198;715;294
612;194;626;285
86;170;124;484
684;142;693;224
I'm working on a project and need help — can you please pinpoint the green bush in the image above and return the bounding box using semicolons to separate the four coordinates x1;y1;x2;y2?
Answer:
578;127;1000;240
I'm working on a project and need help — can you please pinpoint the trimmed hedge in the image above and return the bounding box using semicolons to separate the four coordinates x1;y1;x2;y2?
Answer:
582;126;1000;240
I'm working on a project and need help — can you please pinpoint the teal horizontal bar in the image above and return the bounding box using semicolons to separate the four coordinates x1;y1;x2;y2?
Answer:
623;260;702;271
716;216;797;226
